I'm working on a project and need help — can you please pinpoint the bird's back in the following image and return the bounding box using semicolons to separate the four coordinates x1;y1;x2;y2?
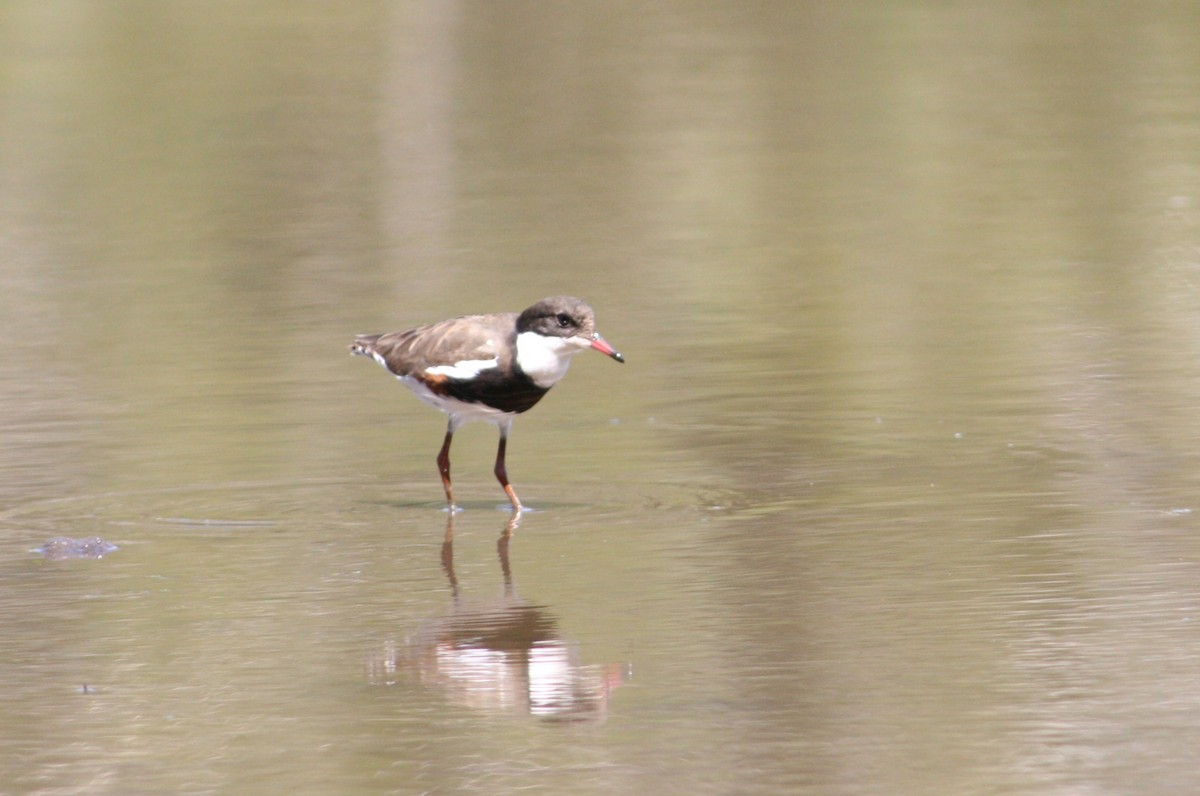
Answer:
350;313;520;377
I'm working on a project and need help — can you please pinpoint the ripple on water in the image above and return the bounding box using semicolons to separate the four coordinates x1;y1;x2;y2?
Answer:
0;474;760;552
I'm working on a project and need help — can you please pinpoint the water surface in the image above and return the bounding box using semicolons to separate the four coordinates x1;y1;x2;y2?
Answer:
4;3;1200;794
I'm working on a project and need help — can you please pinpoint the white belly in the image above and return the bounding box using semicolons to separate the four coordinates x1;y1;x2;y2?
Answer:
399;375;516;430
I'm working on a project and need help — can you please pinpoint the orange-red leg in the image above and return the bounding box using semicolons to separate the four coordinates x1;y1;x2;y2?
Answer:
494;423;522;511
437;426;455;509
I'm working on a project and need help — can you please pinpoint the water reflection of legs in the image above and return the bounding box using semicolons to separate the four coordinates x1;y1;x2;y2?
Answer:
439;512;459;599
440;509;523;601
497;510;519;598
374;508;625;721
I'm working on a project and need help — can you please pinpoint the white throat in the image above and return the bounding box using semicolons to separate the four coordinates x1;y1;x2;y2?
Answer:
515;331;586;388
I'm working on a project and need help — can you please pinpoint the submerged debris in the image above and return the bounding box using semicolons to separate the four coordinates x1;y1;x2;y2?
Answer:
34;537;119;560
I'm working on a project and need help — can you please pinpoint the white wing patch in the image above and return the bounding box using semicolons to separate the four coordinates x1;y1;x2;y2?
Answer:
425;357;500;380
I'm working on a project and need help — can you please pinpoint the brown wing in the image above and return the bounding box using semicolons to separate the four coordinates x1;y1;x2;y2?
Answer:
351;312;519;378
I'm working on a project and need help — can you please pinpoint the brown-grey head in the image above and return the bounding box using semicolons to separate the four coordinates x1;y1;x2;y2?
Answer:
516;296;624;363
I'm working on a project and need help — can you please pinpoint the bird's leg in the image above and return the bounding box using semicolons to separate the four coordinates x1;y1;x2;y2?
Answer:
437;423;456;510
494;420;522;511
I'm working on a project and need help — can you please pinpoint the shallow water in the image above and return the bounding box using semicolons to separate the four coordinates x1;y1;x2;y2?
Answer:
5;3;1200;794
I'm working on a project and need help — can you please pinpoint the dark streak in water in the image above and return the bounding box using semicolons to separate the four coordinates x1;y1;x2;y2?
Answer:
156;517;278;527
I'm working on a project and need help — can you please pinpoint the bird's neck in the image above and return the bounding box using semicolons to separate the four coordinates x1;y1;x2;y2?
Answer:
514;331;583;388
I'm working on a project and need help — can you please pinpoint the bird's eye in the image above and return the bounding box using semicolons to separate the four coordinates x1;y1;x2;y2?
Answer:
555;313;573;328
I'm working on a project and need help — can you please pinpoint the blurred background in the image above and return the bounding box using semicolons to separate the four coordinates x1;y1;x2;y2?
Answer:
4;3;1200;794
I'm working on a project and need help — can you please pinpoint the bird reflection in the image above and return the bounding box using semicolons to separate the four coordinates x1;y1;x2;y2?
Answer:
369;511;627;723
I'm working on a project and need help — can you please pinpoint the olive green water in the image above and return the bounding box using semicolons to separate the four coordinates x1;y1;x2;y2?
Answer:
5;3;1200;794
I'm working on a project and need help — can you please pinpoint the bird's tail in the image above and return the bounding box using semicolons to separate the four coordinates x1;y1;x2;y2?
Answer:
349;334;382;357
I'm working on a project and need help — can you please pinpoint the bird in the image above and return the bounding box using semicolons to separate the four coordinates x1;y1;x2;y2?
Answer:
350;295;624;511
